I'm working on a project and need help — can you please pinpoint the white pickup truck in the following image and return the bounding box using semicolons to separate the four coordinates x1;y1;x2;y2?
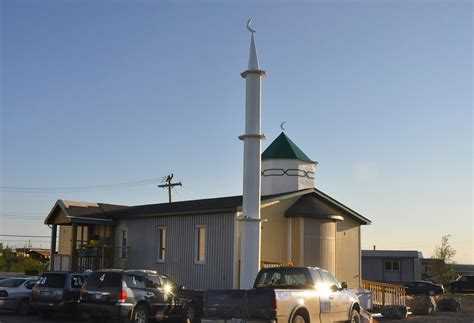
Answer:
202;266;361;323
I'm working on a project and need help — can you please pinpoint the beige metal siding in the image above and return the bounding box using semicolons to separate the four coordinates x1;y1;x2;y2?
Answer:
126;212;235;290
260;196;300;265
335;216;360;288
303;218;336;273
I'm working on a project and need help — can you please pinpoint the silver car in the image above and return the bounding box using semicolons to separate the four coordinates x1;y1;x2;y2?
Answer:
0;277;38;315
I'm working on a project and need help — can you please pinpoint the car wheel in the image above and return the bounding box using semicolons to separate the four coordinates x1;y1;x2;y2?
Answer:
39;310;51;318
131;305;149;323
348;309;360;323
183;303;197;323
16;299;30;316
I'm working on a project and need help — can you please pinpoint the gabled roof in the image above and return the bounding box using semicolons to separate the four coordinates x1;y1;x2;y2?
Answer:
262;132;315;163
285;194;344;221
107;188;370;225
44;200;128;225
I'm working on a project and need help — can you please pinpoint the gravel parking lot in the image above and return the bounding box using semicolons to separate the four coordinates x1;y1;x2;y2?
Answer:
2;297;474;323
374;295;474;323
0;310;84;323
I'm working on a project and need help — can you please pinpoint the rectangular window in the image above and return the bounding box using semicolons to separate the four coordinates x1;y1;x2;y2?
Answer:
384;260;400;272
120;229;128;259
157;226;166;262
195;225;206;264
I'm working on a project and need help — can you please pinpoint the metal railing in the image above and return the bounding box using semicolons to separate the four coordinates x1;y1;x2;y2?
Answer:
362;280;406;308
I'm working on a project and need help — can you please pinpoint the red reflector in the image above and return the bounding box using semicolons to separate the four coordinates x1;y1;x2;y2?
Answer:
118;290;127;302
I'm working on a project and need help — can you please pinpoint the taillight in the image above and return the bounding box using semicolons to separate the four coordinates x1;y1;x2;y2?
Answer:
118;290;127;303
0;290;8;298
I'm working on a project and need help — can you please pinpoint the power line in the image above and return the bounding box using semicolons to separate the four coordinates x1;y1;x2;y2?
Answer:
0;234;51;238
1;176;167;193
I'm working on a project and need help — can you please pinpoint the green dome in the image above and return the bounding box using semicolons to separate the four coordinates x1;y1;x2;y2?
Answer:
262;132;315;163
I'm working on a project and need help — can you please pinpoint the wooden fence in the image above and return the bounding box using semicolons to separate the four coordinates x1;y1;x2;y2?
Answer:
362;280;407;308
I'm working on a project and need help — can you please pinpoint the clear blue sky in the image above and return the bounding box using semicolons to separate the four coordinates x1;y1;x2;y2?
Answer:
1;0;472;263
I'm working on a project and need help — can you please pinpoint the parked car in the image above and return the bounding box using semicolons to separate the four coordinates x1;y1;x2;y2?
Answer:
202;266;361;323
0;276;38;315
30;271;89;317
450;275;474;293
404;281;444;295
79;269;203;323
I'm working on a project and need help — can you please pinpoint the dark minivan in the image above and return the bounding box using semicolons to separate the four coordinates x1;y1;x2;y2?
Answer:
79;269;203;323
30;271;89;317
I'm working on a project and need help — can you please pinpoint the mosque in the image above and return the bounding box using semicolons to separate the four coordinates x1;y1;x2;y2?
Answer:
44;20;371;290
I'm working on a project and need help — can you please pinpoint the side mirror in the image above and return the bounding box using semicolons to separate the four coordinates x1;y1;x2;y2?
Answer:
178;285;185;290
341;282;348;290
330;284;339;292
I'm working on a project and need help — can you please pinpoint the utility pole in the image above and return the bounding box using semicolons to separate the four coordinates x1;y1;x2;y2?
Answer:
158;174;182;203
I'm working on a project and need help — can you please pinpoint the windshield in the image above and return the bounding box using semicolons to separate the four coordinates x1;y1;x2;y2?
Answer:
0;278;26;288
254;268;313;289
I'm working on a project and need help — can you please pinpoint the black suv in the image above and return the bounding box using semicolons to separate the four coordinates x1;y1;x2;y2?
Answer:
30;271;89;317
450;275;474;293
79;269;203;323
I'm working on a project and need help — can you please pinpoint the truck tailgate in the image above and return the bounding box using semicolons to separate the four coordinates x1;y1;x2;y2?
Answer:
204;289;276;320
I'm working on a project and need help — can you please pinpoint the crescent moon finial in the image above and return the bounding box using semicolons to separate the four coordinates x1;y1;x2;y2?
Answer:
247;17;256;33
280;121;287;131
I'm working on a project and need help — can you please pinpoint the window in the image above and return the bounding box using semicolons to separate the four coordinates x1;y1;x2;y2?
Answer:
120;229;128;259
157;226;166;262
195;225;206;264
384;260;400;272
86;272;122;288
37;273;66;288
71;275;85;288
124;274;146;289
320;270;341;289
145;275;162;288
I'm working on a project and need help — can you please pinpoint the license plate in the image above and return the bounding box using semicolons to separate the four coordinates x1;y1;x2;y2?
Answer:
94;294;103;300
41;291;52;297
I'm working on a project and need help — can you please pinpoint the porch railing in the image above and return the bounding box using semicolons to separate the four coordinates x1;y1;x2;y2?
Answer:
362;279;406;308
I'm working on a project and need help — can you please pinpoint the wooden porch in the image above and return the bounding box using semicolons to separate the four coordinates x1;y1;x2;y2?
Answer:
362;279;407;308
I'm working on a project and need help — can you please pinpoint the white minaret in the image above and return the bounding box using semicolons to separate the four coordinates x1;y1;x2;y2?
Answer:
238;18;267;289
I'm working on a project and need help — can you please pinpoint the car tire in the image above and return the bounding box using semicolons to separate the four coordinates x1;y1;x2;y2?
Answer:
131;304;149;323
39;310;51;318
16;299;30;316
348;309;360;323
183;303;198;323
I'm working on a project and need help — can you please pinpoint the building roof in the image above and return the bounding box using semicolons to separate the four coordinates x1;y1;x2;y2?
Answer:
44;189;371;225
262;132;315;163
109;190;299;219
362;250;422;258
107;188;370;225
285;194;344;221
44;200;128;225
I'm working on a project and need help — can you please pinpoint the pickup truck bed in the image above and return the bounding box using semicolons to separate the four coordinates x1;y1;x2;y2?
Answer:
204;289;276;320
